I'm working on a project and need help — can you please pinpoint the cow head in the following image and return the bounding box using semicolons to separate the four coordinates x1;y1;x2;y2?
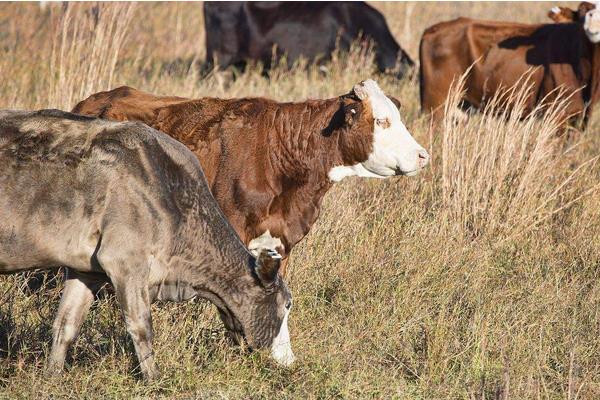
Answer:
546;2;600;43
548;6;577;23
328;79;429;182
582;2;600;42
219;249;295;367
547;3;599;27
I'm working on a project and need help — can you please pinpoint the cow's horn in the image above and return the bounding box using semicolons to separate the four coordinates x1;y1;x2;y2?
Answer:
353;82;370;100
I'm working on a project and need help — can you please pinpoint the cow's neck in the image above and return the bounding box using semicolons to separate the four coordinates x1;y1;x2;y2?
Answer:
156;209;255;320
267;97;346;185
262;97;351;247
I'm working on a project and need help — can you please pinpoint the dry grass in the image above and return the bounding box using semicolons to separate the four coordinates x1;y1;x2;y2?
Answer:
48;3;136;110
0;2;599;399
439;72;599;239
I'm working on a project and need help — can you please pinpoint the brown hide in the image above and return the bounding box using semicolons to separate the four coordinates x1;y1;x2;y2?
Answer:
419;9;600;125
72;86;188;121
72;87;376;269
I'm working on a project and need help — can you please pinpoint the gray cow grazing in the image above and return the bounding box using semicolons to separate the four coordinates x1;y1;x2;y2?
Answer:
0;109;294;380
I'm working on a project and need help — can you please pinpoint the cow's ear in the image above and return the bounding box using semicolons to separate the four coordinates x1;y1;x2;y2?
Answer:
578;2;595;19
343;101;363;126
255;249;282;287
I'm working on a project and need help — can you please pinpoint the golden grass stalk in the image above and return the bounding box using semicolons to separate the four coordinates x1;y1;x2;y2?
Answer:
48;3;136;110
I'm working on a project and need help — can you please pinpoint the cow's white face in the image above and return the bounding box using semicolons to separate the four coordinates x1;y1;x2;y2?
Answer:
328;80;429;182
585;7;600;43
270;305;295;366
245;249;295;366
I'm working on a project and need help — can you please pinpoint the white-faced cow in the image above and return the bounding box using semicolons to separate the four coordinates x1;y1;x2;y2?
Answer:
72;80;430;274
548;6;578;23
0;109;294;380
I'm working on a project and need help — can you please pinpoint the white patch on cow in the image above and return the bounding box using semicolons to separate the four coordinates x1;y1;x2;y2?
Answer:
585;8;600;43
550;6;561;15
248;230;284;257
328;79;429;182
328;164;384;182
270;307;295;367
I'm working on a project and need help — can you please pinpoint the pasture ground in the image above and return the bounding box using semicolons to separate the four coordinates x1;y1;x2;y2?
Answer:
0;2;599;399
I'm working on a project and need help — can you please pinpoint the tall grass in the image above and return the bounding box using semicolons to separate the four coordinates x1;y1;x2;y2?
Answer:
439;72;599;239
48;3;136;110
0;2;599;399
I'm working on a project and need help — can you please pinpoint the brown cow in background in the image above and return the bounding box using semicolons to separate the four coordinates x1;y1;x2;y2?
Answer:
547;6;577;23
73;81;430;275
419;2;600;126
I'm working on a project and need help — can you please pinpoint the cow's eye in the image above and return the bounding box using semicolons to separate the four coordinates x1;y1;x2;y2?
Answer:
285;301;292;310
376;118;390;128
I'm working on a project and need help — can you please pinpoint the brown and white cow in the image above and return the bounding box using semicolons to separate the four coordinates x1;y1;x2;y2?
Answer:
73;80;430;273
420;2;600;125
0;109;294;380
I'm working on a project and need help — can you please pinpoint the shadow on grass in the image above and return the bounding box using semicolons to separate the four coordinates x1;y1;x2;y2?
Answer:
0;270;232;381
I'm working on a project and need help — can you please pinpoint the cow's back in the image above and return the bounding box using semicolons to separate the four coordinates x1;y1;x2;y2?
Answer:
0;109;205;272
73;89;241;187
204;1;412;72
72;86;189;126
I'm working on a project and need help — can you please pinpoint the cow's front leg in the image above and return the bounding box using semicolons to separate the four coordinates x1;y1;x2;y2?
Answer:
48;269;104;373
111;277;158;381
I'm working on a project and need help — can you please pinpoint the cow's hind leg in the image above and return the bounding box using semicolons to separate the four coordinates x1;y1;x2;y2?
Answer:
48;270;104;373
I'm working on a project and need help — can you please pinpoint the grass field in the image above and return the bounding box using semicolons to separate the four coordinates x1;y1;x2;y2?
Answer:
1;2;600;399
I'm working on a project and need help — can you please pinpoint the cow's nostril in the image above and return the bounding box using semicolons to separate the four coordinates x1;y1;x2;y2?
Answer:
417;150;430;167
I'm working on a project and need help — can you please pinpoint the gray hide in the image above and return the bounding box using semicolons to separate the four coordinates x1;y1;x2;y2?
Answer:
0;109;294;380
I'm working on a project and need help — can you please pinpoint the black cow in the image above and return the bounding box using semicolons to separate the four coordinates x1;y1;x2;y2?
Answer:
203;1;414;75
